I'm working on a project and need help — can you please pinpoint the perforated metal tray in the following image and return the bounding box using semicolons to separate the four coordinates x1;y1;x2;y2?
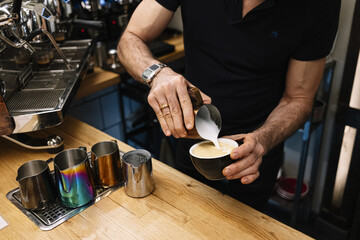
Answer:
6;151;124;231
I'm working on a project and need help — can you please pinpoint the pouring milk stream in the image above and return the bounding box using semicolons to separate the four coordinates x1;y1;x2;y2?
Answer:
195;106;221;149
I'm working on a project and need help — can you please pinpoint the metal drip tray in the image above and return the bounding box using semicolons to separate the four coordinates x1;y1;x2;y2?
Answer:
6;151;124;231
6;70;77;112
24;79;62;90
7;89;65;112
7;184;123;230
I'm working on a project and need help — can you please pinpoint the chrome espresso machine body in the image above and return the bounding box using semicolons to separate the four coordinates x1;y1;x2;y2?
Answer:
0;0;97;151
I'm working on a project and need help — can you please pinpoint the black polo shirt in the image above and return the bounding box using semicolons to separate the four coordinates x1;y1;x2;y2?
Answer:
156;0;340;135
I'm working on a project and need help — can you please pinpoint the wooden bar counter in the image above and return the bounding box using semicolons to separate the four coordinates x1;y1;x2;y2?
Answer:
0;116;312;239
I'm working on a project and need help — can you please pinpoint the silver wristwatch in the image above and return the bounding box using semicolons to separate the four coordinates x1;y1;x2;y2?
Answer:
141;63;167;86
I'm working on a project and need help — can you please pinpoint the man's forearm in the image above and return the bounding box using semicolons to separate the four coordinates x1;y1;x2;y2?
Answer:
117;32;159;82
253;97;313;154
253;58;326;154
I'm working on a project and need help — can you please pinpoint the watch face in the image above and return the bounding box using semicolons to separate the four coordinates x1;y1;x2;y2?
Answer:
149;65;160;71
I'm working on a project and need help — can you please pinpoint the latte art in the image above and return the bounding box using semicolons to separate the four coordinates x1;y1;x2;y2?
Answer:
192;141;235;158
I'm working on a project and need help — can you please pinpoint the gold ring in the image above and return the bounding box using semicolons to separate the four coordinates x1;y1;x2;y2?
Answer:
160;103;169;110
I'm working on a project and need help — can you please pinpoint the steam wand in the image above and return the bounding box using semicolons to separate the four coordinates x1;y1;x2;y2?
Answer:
0;29;36;54
25;28;72;70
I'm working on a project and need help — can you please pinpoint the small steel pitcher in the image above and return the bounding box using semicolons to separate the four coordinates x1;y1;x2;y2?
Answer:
122;149;155;198
16;159;57;210
54;148;95;208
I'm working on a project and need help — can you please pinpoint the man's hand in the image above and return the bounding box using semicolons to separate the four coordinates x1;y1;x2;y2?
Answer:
222;133;266;184
147;67;211;138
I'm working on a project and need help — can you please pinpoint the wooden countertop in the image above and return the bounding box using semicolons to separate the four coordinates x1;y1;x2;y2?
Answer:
0;116;312;239
75;34;185;99
158;34;185;64
75;67;120;99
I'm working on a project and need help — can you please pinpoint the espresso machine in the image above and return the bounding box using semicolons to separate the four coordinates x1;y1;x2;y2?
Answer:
0;0;98;152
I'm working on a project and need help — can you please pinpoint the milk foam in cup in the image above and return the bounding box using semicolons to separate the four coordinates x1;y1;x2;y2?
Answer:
192;141;235;158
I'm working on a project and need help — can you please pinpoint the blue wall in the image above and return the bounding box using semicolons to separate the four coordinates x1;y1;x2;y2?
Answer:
68;84;142;148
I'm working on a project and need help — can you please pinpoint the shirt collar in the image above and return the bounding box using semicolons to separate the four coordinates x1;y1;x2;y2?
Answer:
231;0;277;25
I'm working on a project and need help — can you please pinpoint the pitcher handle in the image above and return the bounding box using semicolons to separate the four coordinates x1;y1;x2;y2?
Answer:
46;158;54;164
79;146;87;152
188;87;203;109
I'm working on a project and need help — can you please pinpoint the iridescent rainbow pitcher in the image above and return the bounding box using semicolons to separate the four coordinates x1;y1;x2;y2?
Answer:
54;148;95;208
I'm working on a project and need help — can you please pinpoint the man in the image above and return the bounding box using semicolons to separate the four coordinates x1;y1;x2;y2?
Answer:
117;0;340;210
